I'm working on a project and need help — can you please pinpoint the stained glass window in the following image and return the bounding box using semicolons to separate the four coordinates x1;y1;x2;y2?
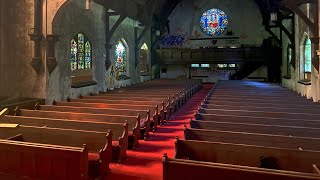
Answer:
71;39;77;71
70;33;92;71
304;37;311;73
200;8;228;36
115;40;127;76
140;43;149;73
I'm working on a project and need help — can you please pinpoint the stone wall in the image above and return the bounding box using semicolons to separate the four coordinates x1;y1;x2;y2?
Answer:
281;3;319;101
0;0;47;98
47;0;106;102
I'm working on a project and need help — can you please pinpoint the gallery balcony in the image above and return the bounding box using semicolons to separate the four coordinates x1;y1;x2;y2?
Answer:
156;47;267;65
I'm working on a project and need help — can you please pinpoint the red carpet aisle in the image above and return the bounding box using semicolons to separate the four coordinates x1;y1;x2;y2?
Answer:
108;84;213;180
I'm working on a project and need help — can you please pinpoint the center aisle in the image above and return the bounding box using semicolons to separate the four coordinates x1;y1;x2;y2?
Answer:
108;84;213;180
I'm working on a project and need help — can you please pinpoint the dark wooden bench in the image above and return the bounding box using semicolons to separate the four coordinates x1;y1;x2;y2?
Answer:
53;101;160;132
184;127;320;151
203;99;319;109
163;154;320;180
1;115;128;161
194;113;320;128
202;104;320;115
68;98;170;121
174;138;320;174
14;108;140;148
0;139;89;179
197;107;320;121
35;104;151;140
190;118;320;138
0;125;113;178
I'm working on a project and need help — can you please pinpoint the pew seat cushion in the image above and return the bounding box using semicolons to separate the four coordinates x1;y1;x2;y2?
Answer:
88;153;100;161
112;141;120;161
127;131;134;149
88;153;101;178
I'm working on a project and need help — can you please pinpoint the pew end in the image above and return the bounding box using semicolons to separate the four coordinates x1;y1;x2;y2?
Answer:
98;130;113;177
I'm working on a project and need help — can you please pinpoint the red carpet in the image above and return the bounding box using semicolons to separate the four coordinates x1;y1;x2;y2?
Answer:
108;84;213;180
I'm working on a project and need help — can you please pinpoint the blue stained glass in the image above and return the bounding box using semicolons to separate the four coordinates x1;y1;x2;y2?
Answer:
200;8;228;36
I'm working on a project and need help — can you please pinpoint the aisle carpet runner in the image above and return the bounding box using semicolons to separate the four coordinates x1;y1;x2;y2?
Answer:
107;84;213;180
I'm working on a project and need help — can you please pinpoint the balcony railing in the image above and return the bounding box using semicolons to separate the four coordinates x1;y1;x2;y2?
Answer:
156;47;267;64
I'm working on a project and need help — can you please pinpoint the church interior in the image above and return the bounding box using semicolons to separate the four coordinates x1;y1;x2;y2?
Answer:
0;0;320;179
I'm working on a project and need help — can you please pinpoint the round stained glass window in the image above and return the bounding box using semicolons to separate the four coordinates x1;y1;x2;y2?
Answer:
200;8;228;36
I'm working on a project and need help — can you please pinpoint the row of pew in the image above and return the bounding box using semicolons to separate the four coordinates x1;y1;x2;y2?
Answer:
163;80;320;180
0;79;202;179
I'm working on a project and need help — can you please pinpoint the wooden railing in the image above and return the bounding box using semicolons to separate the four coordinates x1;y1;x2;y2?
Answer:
156;47;266;64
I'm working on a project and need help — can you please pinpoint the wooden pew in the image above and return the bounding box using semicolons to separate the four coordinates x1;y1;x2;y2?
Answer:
203;99;319;109
208;95;312;102
0;125;113;178
190;118;320;138
184;127;320;151
14;108;140;148
206;97;314;105
68;98;170;121
0;115;128;161
80;94;179;115
174;138;320;174
195;113;320;128
197;107;320;121
163;155;320;180
0;139;88;180
53;101;160;131
202;104;320;115
35;104;150;140
95;92;185;110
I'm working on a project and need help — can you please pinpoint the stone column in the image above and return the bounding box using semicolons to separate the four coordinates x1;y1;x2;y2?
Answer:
29;0;44;75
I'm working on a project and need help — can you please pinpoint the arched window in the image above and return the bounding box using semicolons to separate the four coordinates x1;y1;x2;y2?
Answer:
287;44;292;76
115;40;127;77
140;43;149;74
304;37;311;80
200;8;228;36
71;33;92;71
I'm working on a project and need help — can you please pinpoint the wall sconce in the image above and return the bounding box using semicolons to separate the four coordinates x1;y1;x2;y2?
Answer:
270;12;278;22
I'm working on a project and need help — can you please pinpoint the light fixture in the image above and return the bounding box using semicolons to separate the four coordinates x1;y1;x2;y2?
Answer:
270;12;278;22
